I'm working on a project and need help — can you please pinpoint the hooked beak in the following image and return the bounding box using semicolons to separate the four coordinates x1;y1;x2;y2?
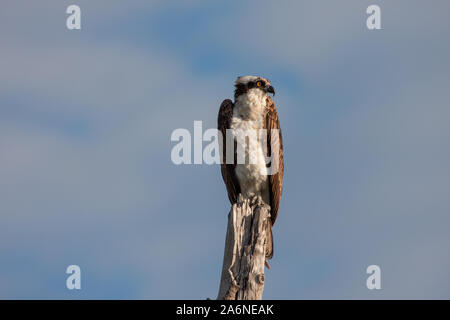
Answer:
267;85;275;96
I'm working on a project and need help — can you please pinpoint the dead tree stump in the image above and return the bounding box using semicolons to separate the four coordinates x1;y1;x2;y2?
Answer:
217;194;271;300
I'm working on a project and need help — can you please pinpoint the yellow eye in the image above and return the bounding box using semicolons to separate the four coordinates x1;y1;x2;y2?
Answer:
256;81;262;87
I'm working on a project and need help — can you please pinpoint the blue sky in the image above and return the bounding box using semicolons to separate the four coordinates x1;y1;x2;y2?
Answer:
1;0;450;299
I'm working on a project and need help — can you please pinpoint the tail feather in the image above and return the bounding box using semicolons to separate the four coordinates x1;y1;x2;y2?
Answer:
265;221;274;260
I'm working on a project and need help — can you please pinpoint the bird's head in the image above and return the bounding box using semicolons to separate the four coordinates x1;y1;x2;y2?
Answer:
234;75;275;99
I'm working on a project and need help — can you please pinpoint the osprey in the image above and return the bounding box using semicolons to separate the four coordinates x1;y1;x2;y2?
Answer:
218;76;284;260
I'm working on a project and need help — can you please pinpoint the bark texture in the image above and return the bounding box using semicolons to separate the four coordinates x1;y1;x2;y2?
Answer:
217;195;271;300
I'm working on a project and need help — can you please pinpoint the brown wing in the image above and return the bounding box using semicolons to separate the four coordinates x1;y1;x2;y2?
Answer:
264;96;284;225
218;99;240;204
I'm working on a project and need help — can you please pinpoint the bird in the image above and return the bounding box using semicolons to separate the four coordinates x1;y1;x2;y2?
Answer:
218;75;284;262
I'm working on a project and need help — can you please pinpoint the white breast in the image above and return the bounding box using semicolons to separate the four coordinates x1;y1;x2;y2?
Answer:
230;89;270;203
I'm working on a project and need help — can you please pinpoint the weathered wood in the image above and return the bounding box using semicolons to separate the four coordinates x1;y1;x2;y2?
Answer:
217;194;271;300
